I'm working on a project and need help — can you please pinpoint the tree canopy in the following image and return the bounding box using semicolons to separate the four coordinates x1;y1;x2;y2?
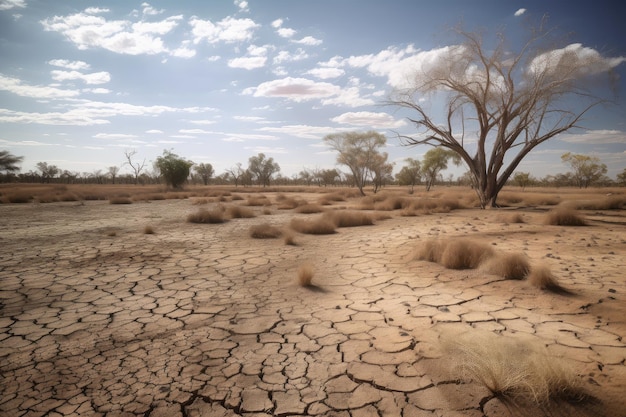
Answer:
561;152;607;188
155;150;193;189
248;153;280;187
0;150;23;175
389;21;624;207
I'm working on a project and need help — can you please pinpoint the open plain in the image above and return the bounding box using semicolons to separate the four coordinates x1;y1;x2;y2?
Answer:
1;185;625;417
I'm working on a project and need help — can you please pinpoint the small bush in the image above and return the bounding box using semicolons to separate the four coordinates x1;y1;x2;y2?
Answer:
283;229;297;245
247;195;271;206
295;204;325;214
192;198;210;205
481;252;530;280
187;207;226;224
415;239;446;263
497;212;525;224
109;196;133;204
528;264;570;294
4;192;32;203
227;205;255;219
290;217;336;235
374;196;408;211
297;262;315;286
143;225;155;234
439;239;494;270
250;223;282;239
544;207;586;226
324;210;374;227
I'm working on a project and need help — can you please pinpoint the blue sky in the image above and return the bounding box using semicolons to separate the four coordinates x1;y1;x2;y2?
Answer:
1;0;625;180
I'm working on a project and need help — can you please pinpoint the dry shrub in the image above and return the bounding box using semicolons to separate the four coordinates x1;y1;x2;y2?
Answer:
297;262;315;286
290;217;336;235
442;330;584;404
109;196;133;204
277;197;307;210
262;207;272;215
187;207;226;224
415;239;446;263
324;210;374;227
226;205;255;219
496;212;525;224
192;198;210;205
544;207;586;226
143;225;155;234
481;252;530;280
528;264;570;294
295;203;325;214
572;195;626;210
374;196;408;211
318;192;346;205
439;239;494;270
3;192;32;203
247;195;271;206
283;229;297;245
231;194;244;201
249;223;282;239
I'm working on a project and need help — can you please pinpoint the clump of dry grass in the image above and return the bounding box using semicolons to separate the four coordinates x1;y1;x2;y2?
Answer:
143;225;155;234
480;252;530;280
109;196;133;204
192;198;210;205
374;195;409;211
323;210;374;227
187;207;226;223
527;264;571;294
417;238;494;270
295;203;325;214
290;217;336;235
226;205;255;219
544;207;586;226
496;212;525;224
2;191;32;203
442;330;585;404
283;229;297;245
249;223;282;239
247;195;271;206
297;262;315;286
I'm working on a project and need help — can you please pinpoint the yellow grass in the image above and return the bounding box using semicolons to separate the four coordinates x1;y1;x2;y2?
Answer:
290;217;337;235
323;210;375;227
528;264;570;294
480;252;531;280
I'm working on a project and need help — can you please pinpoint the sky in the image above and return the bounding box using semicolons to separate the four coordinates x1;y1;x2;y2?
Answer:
1;0;625;181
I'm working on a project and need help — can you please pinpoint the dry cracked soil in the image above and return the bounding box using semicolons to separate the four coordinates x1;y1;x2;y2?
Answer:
1;192;625;417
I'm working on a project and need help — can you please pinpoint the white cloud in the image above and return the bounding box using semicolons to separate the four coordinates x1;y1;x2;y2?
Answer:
305;67;345;79
321;87;374;107
245;77;339;102
146;129;163;134
242;146;287;154
514;8;526;17
48;59;91;71
85;7;109;14
558;129;626;144
529;43;626;78
141;2;164;16
233;116;265;122
331;111;406;128
0;74;80;98
228;56;267;69
258;124;336;139
190;16;259;44
0;0;26;11
41;11;183;56
234;0;249;12
94;133;138;139
273;48;308;64
292;36;322;46
51;70;111;85
188;119;217;125
83;88;111;94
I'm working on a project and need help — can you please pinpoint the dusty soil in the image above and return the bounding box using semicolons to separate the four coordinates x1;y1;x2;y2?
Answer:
1;191;625;417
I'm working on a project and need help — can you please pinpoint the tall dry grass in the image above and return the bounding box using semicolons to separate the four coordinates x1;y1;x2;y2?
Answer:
416;238;494;270
226;205;255;219
323;210;375;227
480;252;530;280
249;223;282;239
544;207;586;226
290;217;336;235
187;207;226;223
527;264;571;294
442;330;585;404
297;262;315;286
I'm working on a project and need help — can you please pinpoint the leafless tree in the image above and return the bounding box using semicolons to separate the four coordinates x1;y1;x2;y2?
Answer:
389;22;623;207
124;149;146;185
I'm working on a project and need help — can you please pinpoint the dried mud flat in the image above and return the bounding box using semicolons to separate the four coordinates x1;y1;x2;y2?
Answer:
0;193;625;417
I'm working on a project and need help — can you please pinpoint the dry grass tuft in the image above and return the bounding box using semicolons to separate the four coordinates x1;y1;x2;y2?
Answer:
418;238;494;270
481;252;530;280
323;210;374;227
249;223;283;239
496;212;525;224
528;264;571;294
295;203;325;214
187;207;226;224
290;217;337;235
297;262;315;286
143;225;155;234
109;196;133;204
544;207;586;226
283;229;297;245
226;205;256;219
246;195;272;206
442;330;585;404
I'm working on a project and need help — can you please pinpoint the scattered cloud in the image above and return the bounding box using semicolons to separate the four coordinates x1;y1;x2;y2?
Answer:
559;129;626;144
141;2;164;16
0;0;26;11
228;44;270;70
0;74;80;98
48;59;91;70
146;129;163;134
51;70;111;85
234;0;249;12
331;111;406;128
84;7;109;14
529;43;626;77
272;18;296;38
245;77;339;102
292;36;322;46
305;67;345;79
321;87;374;107
233;116;265;122
514;8;526;17
190;16;259;44
273;48;308;64
94;133;138;139
258;124;336;139
243;145;288;154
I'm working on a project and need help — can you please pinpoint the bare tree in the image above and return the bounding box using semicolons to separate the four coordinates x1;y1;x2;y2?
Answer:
108;166;120;184
324;130;387;196
389;22;624;207
226;163;245;187
194;163;214;185
124;150;146;185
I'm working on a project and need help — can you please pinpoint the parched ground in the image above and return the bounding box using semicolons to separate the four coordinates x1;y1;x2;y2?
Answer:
0;192;625;417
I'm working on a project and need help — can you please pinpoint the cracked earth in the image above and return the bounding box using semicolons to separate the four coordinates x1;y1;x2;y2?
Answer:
1;193;625;417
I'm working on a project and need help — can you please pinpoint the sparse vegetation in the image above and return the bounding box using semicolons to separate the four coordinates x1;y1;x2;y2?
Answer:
143;225;155;234
442;330;585;404
528;264;570;293
187;207;226;223
249;223;282;239
417;238;494;270
295;203;325;214
109;196;133;204
480;252;530;280
297;262;315;286
290;217;337;235
544;207;586;226
226;205;255;219
323;210;375;228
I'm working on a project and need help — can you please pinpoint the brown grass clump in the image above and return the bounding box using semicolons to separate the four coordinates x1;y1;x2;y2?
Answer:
187;207;226;224
109;196;133;204
297;262;315;286
143;225;155;234
544;207;586;226
374;195;409;211
436;238;494;270
290;217;336;235
442;330;585;404
295;203;325;214
496;212;525;224
283;229;297;245
323;210;374;228
2;191;32;203
249;223;283;239
247;195;271;206
528;264;571;294
481;252;530;280
226;205;255;219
